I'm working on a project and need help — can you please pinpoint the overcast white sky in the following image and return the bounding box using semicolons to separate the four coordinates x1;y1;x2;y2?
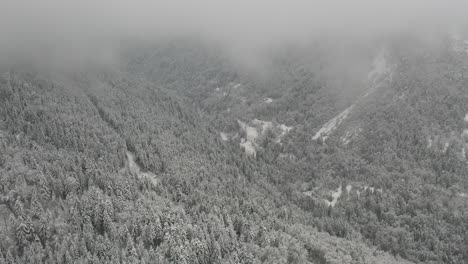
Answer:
0;0;467;66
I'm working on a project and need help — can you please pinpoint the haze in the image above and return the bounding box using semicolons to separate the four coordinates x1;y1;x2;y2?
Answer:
1;0;467;67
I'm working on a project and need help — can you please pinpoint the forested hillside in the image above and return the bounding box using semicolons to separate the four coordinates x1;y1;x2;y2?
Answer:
0;33;467;264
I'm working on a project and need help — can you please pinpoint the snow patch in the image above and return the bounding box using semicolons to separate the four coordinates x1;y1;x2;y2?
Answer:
346;184;352;200
220;132;229;141
276;124;293;143
427;137;433;148
314;50;394;143
313;105;354;141
252;119;273;134
464;113;468;122
238;120;258;142
233;83;242;89
240;139;256;157
238;120;259;157
443;142;450;153
324;185;342;208
342;127;362;145
238;119;293;155
264;98;273;103
126;151;158;186
278;153;296;160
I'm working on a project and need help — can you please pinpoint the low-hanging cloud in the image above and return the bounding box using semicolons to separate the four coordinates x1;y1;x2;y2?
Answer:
1;0;467;67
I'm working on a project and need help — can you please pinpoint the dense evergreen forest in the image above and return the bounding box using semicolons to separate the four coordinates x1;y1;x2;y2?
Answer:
0;34;467;263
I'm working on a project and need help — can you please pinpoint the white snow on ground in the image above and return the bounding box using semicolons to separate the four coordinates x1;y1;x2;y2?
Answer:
427;137;433;148
464;113;468;122
237;119;293;155
279;153;296;160
220;132;229;141
313;105;354;141
233;83;242;89
443;142;450;153
346;185;352;200
215;87;220;92
240;139;256;157
324;184;343;208
276;124;293;143
264;98;273;103
253;119;273;134
126;151;158;186
304;183;382;206
462;147;466;160
238;120;258;142
279;124;293;135
313;50;392;143
342;127;362;145
238;120;259;157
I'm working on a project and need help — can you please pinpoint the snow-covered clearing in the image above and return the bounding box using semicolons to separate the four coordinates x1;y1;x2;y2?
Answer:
427;137;433;148
313;49;393;143
253;119;273;134
240;139;256;157
313;105;354;141
237;119;293;156
323;185;343;208
264;98;273;103
238;120;258;142
126;151;158;186
341;127;362;145
443;142;450;153
220;132;229;141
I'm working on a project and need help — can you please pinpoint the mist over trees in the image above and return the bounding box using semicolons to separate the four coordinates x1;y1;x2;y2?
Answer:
1;1;468;264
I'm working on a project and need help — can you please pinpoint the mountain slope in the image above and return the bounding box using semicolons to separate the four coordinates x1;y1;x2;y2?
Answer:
0;67;412;263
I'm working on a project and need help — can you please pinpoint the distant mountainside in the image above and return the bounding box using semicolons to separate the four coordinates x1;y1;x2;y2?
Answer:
0;33;467;263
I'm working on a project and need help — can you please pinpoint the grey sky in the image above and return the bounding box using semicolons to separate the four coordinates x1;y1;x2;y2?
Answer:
1;0;466;67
